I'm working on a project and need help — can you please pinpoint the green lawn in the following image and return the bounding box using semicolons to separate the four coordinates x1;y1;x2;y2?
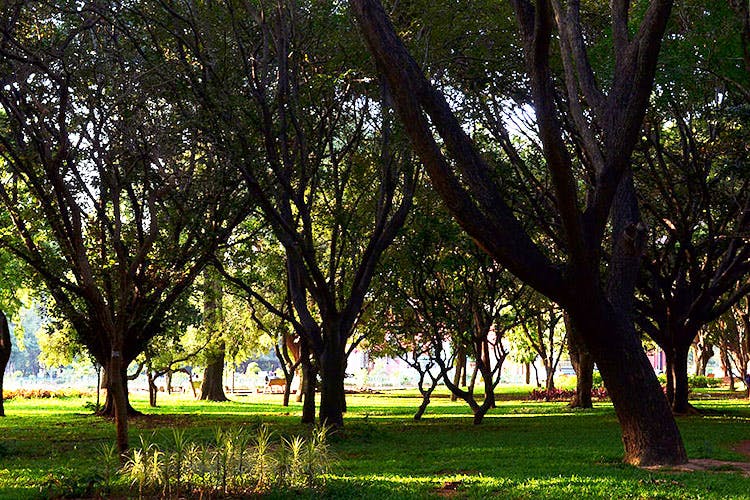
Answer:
1;388;749;499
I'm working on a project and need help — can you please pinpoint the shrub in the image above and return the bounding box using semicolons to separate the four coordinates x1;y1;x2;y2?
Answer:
118;424;334;498
688;375;723;389
527;387;608;402
2;388;94;400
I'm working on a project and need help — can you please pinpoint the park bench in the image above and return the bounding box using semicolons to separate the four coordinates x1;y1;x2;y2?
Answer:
264;378;286;394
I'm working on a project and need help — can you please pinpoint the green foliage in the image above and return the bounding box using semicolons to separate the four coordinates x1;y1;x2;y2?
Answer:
688;375;723;389
2;392;750;499
119;424;333;498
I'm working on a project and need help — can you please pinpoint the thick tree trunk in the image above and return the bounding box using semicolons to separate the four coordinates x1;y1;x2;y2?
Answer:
567;316;594;408
318;343;346;428
671;342;695;414
97;366;141;417
200;347;229;402
573;310;687;466
0;312;11;417
664;347;675;406
107;350;129;456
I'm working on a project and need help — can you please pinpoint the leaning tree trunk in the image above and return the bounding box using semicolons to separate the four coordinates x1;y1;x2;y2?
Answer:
0;312;11;417
451;346;465;402
567;314;593;408
573;308;687;466
200;345;229;402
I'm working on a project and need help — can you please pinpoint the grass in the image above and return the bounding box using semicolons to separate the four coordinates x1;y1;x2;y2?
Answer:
1;387;749;499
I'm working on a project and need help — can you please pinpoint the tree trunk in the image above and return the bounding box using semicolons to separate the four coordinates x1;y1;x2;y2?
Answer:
107;349;129;456
414;393;431;420
573;310;687;466
200;345;229;402
671;342;695;414
97;366;141;417
567;314;593;408
147;369;158;407
0;312;11;417
296;365;305;403
544;360;556;392
318;342;346;428
451;346;465;401
300;344;317;424
664;347;675;406
524;362;531;384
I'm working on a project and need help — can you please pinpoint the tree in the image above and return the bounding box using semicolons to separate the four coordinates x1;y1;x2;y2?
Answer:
513;296;566;393
351;0;686;464
153;1;417;427
0;2;249;454
379;187;518;424
633;0;750;414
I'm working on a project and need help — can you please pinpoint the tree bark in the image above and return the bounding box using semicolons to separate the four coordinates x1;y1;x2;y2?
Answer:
451;346;465;401
97;366;141;417
664;347;675;405
318;341;346;428
147;369;158;407
567;313;593;408
107;349;129;456
200;346;229;402
300;343;317;424
671;342;695;414
0;312;11;417
572;309;687;466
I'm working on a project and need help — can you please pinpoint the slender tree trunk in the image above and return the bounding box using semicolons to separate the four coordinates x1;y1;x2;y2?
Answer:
147;369;158;407
0;312;11;417
567;314;593;408
451;346;465;401
200;346;229;402
166;371;173;394
296;365;305;403
544;360;556;392
524;362;531;385
300;343;316;424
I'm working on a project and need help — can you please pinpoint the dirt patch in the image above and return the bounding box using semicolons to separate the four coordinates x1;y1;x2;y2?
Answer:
434;480;464;497
643;459;750;477
733;440;750;458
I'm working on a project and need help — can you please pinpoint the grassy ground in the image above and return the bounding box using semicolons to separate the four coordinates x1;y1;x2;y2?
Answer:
1;387;749;499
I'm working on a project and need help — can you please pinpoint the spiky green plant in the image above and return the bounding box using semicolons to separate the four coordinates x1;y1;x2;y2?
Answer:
251;425;274;491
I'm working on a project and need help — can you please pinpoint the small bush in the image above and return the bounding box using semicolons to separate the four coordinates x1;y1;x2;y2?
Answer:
119;424;334;498
688;375;723;389
2;388;94;400
527;387;608;401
